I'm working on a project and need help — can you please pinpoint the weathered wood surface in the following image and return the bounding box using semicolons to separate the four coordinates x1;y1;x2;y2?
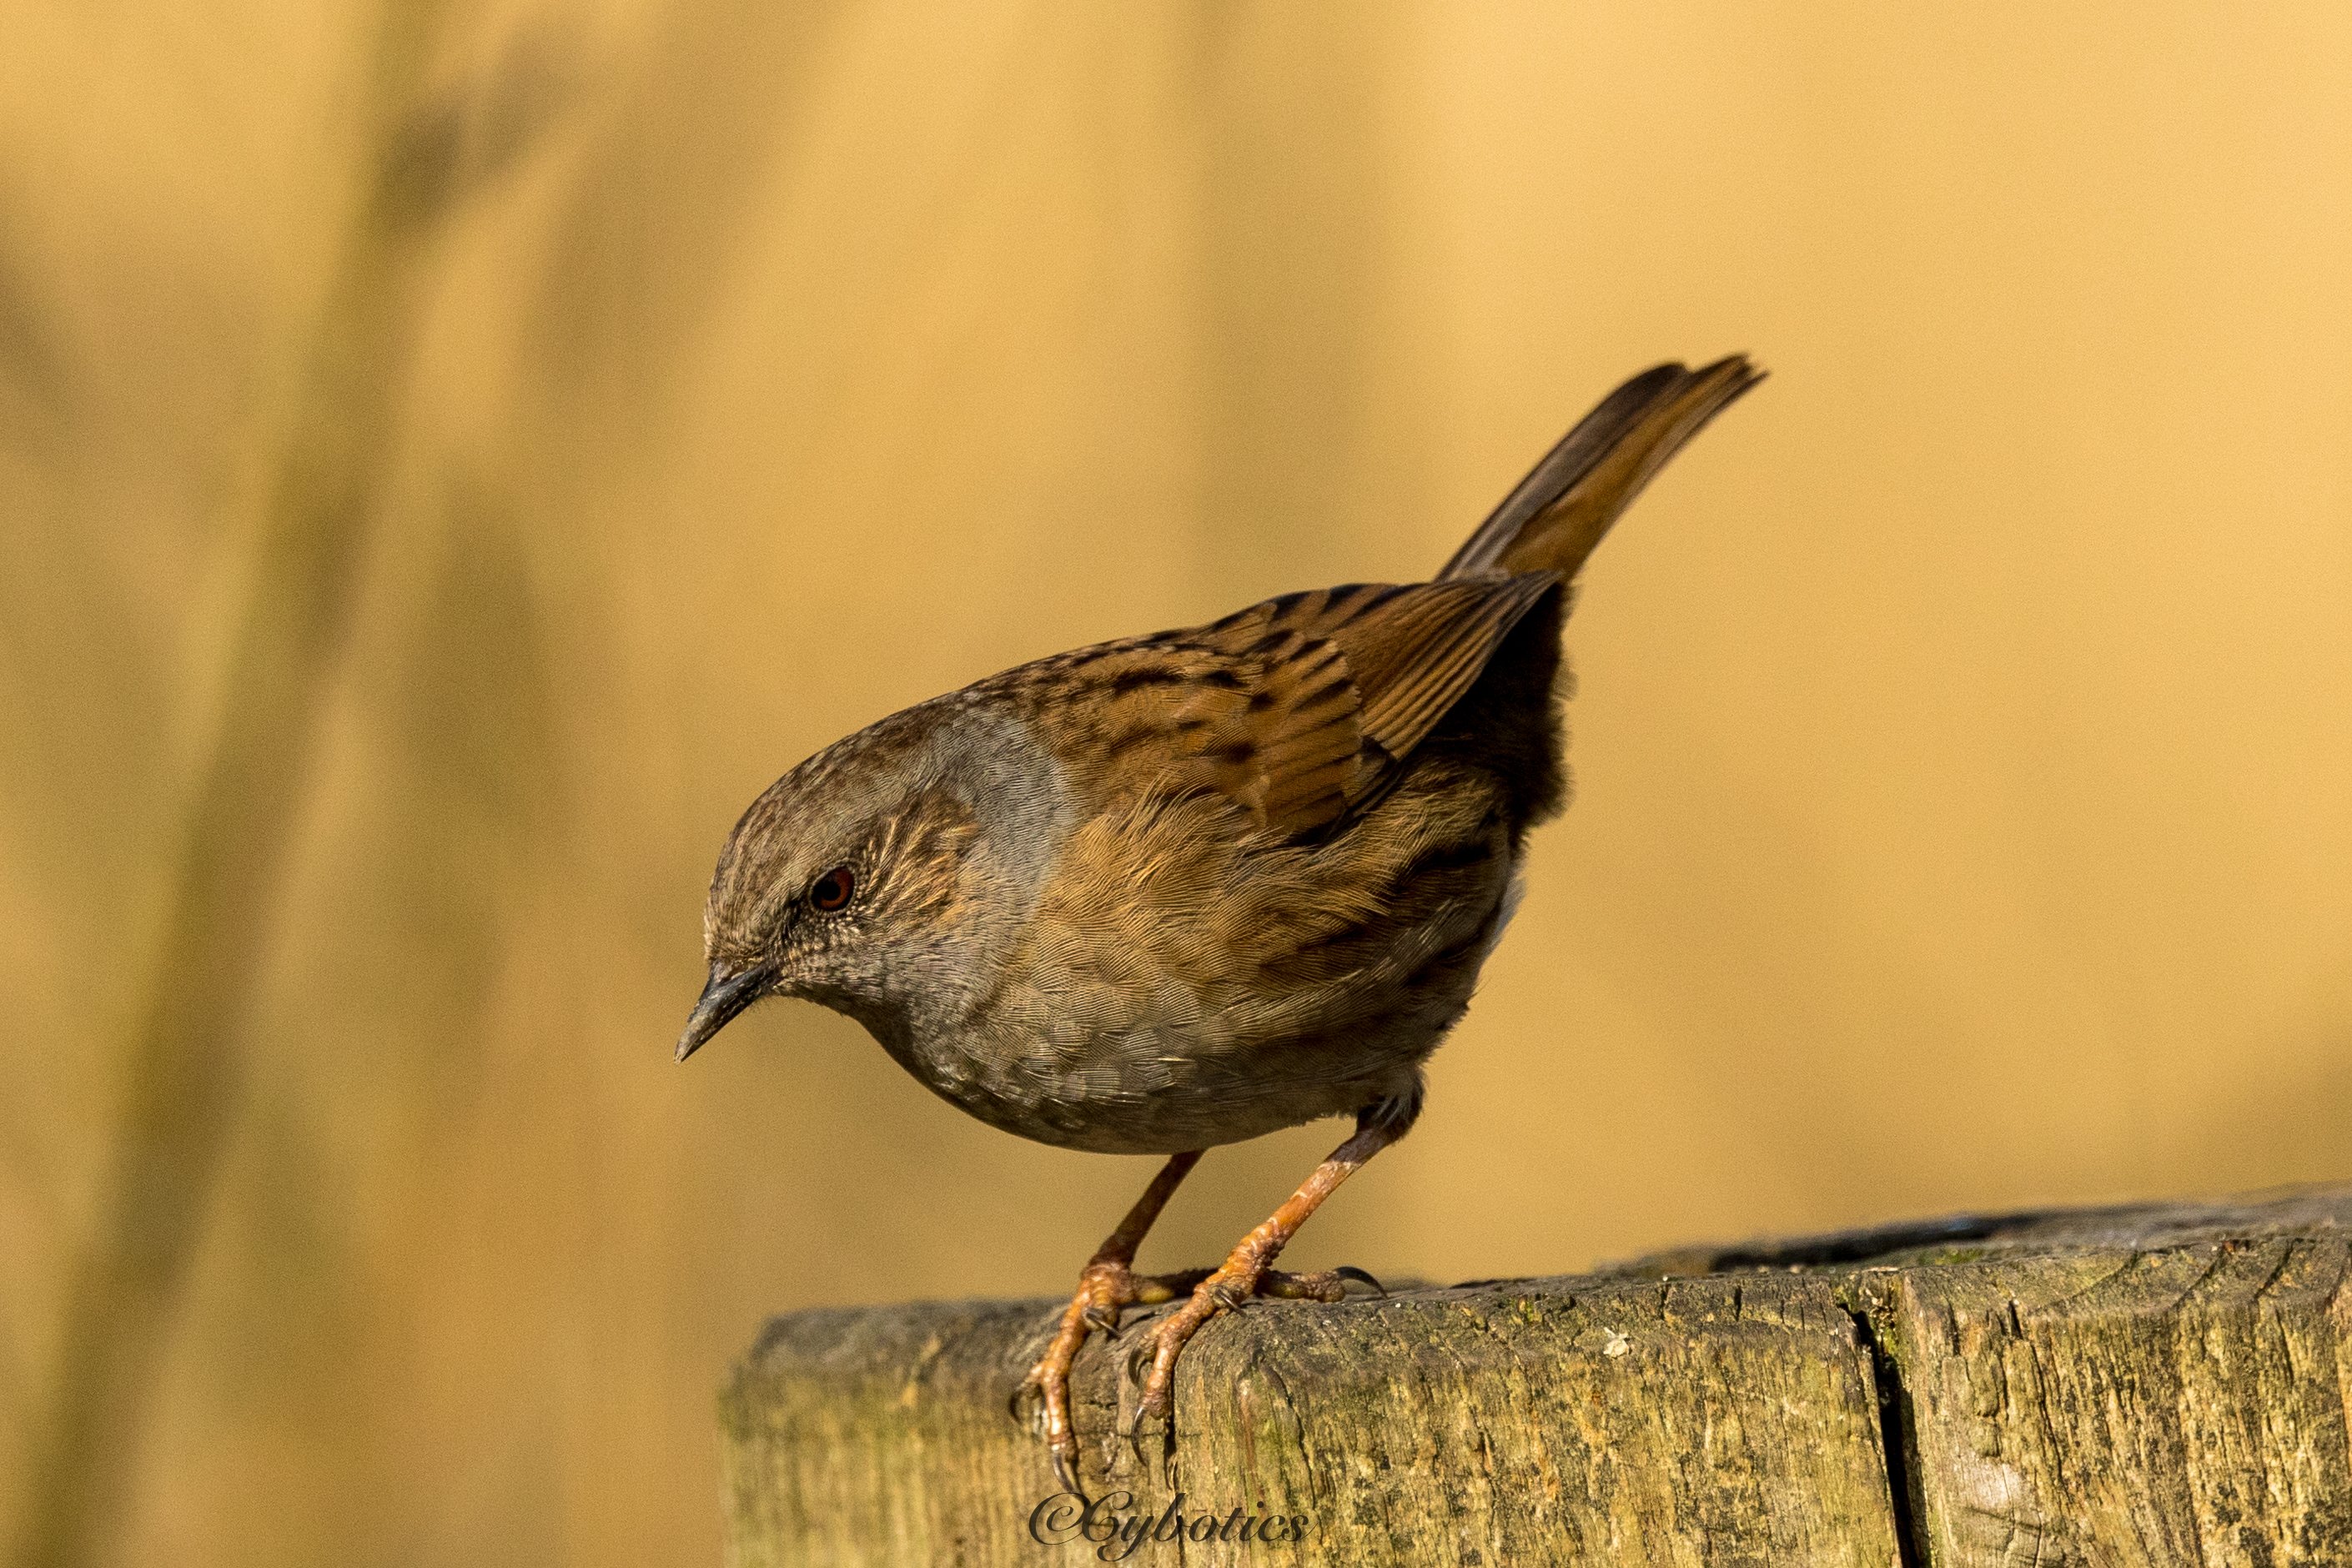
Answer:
721;1184;2352;1566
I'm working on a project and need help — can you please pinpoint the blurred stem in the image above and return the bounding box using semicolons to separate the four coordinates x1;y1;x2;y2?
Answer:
9;4;459;1564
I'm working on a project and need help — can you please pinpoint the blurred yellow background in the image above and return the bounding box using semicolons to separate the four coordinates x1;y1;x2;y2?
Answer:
5;2;2349;1563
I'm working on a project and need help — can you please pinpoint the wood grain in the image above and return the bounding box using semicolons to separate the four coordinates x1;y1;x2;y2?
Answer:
721;1184;2352;1566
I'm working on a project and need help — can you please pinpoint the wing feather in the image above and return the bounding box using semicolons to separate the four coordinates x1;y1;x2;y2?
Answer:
1203;575;1556;759
1015;576;1555;838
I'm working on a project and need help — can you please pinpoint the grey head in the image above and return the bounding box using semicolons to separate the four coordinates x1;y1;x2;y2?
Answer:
675;695;1072;1064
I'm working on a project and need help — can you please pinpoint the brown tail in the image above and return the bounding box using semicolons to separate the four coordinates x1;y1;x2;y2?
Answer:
1439;355;1764;582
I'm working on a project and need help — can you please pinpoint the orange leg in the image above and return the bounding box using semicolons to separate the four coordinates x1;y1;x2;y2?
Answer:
1128;1118;1400;1455
1015;1151;1202;1492
1014;1148;1369;1491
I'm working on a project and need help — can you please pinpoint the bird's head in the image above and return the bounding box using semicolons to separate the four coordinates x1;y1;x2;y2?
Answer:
674;698;1067;1063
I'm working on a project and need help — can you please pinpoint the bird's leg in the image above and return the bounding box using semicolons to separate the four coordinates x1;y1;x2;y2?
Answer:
1128;1113;1404;1455
1015;1149;1203;1491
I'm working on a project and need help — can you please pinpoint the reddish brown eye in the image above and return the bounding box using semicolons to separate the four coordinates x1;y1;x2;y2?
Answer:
809;866;855;912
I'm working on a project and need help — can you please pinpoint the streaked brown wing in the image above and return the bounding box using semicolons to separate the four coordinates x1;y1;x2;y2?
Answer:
1011;636;1364;836
1195;575;1558;761
1193;627;1363;829
1014;575;1554;838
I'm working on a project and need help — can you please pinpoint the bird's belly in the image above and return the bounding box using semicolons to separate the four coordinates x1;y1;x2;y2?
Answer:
877;962;1480;1154
914;1058;1386;1153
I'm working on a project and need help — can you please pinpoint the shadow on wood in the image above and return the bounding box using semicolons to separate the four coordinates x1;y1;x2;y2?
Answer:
721;1184;2352;1565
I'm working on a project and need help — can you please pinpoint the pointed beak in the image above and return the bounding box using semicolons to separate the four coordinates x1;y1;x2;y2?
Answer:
676;963;769;1063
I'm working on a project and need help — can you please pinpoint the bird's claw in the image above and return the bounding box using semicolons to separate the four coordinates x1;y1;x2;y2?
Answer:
1119;1399;1178;1490
1134;1383;1179;1487
1050;1440;1083;1499
1334;1264;1388;1297
1118;1329;1157;1385
1018;1367;1086;1495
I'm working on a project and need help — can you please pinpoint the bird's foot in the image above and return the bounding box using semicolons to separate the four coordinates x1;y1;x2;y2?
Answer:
1013;1259;1210;1494
1014;1260;1375;1491
1118;1263;1364;1481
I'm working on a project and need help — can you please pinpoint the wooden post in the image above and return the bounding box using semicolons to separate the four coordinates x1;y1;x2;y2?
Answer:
720;1184;2352;1565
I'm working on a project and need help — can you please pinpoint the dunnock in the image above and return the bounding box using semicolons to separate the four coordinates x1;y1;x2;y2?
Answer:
678;356;1762;1486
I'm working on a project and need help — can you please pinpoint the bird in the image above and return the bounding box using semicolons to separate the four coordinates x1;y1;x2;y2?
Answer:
676;355;1763;1489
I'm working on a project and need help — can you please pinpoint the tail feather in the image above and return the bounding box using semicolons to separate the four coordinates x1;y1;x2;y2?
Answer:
1440;355;1764;582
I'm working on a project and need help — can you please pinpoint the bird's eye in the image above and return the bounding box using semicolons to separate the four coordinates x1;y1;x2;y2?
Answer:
808;866;856;912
